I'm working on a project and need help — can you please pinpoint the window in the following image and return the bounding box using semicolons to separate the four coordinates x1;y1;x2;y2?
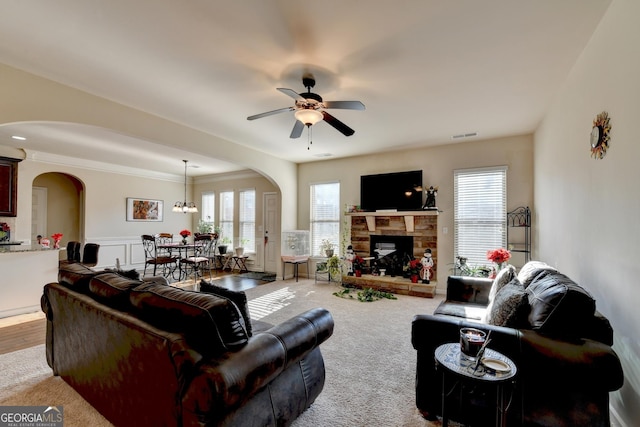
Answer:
219;191;234;244
239;189;255;252
201;192;215;226
454;167;507;268
310;182;340;257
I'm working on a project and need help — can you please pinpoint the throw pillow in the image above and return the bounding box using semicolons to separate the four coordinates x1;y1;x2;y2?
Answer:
199;280;253;336
517;261;557;288
488;265;517;302
485;277;530;328
130;283;249;355
482;265;516;323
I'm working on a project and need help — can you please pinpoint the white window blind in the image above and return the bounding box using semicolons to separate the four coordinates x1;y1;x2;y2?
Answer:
239;189;255;252
310;182;340;257
454;167;507;268
201;192;215;226
219;191;234;244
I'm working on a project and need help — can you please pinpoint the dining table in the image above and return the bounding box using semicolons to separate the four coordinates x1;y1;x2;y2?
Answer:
157;241;205;281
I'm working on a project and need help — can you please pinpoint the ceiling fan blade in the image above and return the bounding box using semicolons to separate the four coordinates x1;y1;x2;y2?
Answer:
247;107;293;120
323;100;366;111
277;88;307;103
322;111;355;136
290;120;304;139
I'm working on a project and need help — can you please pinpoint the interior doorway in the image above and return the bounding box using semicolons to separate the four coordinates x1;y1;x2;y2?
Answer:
32;172;84;255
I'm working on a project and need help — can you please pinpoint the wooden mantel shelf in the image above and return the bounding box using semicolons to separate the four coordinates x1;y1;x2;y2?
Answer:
346;210;438;232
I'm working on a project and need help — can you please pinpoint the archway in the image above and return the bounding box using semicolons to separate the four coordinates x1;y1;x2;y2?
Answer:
32;172;84;259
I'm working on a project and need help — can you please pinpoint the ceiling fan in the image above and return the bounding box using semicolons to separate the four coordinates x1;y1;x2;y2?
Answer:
247;73;365;139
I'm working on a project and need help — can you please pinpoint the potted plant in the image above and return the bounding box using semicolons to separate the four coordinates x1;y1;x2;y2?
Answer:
405;258;422;283
352;255;365;277
218;236;231;254
235;238;249;256
197;219;213;235
320;239;335;257
326;255;342;282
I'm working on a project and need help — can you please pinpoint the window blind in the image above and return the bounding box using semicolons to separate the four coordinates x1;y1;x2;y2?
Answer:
239;189;255;252
454;167;507;269
201;192;215;225
219;191;234;245
310;182;340;257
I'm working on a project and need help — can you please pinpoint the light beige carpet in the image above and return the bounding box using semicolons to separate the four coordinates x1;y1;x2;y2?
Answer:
0;279;445;426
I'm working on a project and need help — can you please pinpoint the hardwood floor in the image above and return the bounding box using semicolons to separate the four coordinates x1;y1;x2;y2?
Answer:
0;318;46;355
0;272;267;355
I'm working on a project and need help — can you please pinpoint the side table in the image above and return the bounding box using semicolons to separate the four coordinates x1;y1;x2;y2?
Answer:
434;343;517;427
282;258;309;282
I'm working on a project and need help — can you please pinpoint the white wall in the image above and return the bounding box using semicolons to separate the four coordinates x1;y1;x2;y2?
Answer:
298;134;533;288
535;0;639;424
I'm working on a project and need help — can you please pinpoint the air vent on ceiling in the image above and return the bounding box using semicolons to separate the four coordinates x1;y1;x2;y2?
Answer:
451;132;478;139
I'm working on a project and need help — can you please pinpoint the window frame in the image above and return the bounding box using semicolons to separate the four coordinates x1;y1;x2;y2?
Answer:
239;188;256;252
454;166;507;269
310;181;341;258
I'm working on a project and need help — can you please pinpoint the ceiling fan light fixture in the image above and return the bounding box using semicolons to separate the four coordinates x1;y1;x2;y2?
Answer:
294;108;323;126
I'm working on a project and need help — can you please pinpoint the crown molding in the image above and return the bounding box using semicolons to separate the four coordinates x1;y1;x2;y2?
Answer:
23;149;183;182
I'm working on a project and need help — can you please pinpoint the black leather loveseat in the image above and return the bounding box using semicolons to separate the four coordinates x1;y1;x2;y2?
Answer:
42;262;334;426
412;261;623;426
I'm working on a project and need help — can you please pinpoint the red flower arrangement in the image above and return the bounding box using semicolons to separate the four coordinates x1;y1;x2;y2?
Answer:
352;255;365;270
406;258;423;275
179;229;191;238
51;233;63;241
487;248;511;265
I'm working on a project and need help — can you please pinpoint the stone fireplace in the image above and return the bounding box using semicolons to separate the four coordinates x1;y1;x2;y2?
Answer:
344;211;438;298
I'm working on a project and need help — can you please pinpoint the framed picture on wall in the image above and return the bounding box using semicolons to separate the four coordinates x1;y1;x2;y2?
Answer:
126;198;163;222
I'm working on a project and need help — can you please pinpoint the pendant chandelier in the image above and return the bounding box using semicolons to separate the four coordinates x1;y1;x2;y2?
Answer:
172;160;198;213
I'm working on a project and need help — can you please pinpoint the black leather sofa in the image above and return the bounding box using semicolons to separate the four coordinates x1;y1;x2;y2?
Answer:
42;262;334;426
411;261;624;426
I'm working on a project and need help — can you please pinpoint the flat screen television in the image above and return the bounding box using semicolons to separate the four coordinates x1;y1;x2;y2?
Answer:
360;170;423;211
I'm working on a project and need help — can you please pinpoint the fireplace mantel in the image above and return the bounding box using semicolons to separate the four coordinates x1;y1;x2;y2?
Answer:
346;210;438;232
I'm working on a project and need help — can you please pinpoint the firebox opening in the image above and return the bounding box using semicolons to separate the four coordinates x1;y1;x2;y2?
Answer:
370;235;414;276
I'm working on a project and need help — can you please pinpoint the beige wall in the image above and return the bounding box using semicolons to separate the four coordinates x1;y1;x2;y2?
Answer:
535;0;638;424
298;134;533;287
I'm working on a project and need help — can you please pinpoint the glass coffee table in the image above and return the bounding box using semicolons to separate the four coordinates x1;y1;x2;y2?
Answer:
435;343;517;427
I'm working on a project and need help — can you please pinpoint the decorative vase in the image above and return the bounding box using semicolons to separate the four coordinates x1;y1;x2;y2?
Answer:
325;249;334;258
53;240;60;249
355;269;362;277
410;274;419;283
181;238;187;245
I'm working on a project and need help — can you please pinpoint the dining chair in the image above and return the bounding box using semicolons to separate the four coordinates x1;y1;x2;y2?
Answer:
141;234;178;278
180;234;214;281
155;233;174;257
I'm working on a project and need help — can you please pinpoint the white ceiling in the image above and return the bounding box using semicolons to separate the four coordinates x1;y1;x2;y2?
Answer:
0;0;610;176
